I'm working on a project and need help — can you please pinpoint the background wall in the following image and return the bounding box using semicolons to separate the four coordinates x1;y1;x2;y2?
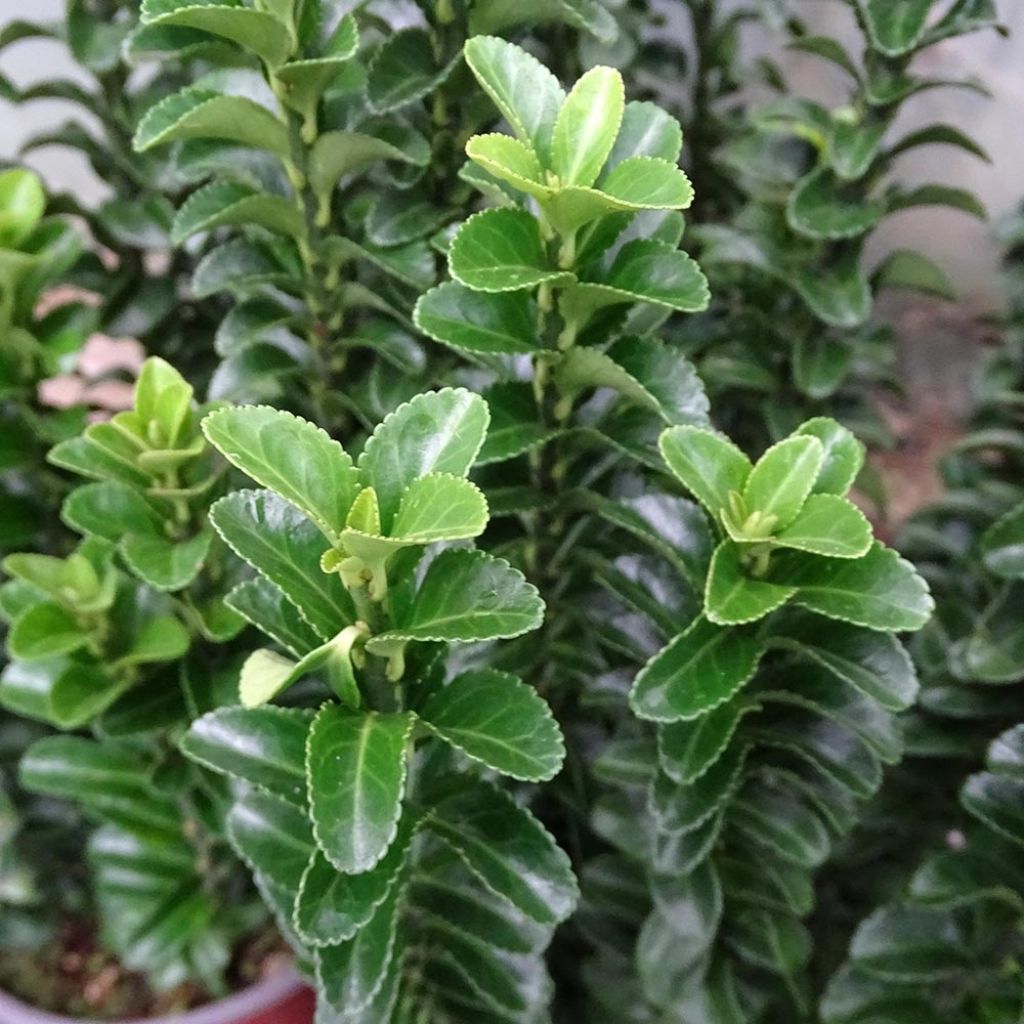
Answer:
2;0;1021;304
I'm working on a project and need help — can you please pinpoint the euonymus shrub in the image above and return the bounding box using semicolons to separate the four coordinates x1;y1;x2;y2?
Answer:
182;390;575;1020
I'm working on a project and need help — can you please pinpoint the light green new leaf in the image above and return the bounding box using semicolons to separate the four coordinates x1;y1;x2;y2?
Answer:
659;425;752;517
630;615;764;722
139;0;294;66
358;388;489;528
8;603;89;661
390;474;488;543
771;541;934;633
0;168;45;247
61;481;162;541
463;35;565;164
180;706;312;805
428;782;578;925
795;417;864;496
743;435;824;529
133;89;290;157
465;133;549;199
307;705;414;874
706;542;797;626
367;549;543;650
171;181;304;245
772;494;872;559
209;490;355;639
203;405;360;542
551;65;624;187
413;283;539;355
420;669;564;781
448;208;570;293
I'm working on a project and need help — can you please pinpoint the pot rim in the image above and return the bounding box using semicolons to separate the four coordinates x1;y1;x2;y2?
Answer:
0;970;309;1024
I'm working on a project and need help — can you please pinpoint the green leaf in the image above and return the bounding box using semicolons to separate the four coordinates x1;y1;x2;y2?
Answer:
62;482;163;541
769;611;919;711
630;615;764;722
307;706;414;874
316;875;404;1015
599;157;693;210
227;789;313;892
388;474;488;545
428;782;578;926
134;89;290;157
209;490;354;639
659;702;754;783
465;133;548;199
171;181;305;245
858;0;932;56
605;100;683;168
420;669;564;781
706;542;796;626
204;406;360;543
873;249;956;300
743;435;823;528
0;169;45;247
568;239;709;316
887;183;987;220
119;614;190;667
463;36;565;164
793;250;872;328
771;542;934;632
367;549;543;651
659;425;752;517
962;772;1024;847
181;706;312;805
225;577;321;657
367;27;459;113
413;283;539;355
8;603;90;661
448;208;569;293
772;494;872;559
139;0;294;66
309;130;431;216
795;418;865;496
358;388;489;529
981;501;1024;579
788;168;885;240
121;531;212;591
551;65;624;187
477;382;559;465
848;907;969;983
295;817;416;946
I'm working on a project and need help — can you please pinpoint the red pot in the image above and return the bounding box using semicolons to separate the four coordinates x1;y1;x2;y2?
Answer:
0;973;315;1024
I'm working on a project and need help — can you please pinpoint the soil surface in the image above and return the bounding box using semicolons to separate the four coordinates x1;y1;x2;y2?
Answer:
0;920;292;1020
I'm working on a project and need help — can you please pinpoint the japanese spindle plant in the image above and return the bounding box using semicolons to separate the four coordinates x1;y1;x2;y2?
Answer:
181;390;574;1021
697;0;1003;445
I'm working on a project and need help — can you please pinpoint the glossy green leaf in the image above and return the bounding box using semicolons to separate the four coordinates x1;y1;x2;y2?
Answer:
981;501;1024;578
414;283;539;355
771;542;934;632
204;405;359;542
390;474;488;544
705;541;797;625
8;603;89;661
630;615;764;722
225;577;321;657
773;494;872;558
367;27;457;113
428;782;578;926
420;669;564;781
134;88;290;157
465;133;548;199
209;490;354;639
796;418;865;496
171;181;304;245
121;531;212;591
307;706;414;873
449;208;569;293
358;389;489;529
659;425;752;517
227;789;313;892
180;706;312;804
551;65;624;187
139;0;293;65
659;702;755;784
463;35;565;163
858;0;932;56
368;549;543;651
743;435;824;528
0;168;45;247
